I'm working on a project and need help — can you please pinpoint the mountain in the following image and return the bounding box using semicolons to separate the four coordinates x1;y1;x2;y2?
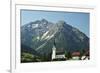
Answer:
21;44;40;56
21;19;53;48
21;19;89;58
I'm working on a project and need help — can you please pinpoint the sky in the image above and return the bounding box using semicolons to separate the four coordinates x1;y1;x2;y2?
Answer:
21;10;90;37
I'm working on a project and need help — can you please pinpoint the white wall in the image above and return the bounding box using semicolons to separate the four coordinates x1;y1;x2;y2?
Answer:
0;0;100;73
16;0;97;5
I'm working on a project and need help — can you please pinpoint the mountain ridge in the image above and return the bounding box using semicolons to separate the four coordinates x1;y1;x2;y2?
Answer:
21;19;89;57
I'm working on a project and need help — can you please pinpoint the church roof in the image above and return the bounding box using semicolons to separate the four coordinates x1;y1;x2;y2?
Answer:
56;48;65;55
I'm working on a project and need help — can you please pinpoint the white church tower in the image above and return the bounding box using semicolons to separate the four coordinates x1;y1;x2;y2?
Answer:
52;45;56;60
51;39;66;60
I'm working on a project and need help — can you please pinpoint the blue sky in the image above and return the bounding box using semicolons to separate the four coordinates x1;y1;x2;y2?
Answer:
21;10;90;37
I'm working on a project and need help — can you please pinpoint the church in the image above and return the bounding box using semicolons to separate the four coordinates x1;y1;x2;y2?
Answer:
51;41;66;60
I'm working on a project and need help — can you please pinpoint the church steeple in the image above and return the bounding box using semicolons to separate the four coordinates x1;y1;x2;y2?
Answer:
51;38;66;60
52;39;56;60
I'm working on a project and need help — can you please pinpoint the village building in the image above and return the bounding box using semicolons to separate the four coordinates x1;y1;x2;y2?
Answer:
72;52;80;60
71;50;89;60
51;44;66;60
81;50;90;60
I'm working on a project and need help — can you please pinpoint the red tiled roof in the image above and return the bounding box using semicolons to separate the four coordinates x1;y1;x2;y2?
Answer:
72;52;80;56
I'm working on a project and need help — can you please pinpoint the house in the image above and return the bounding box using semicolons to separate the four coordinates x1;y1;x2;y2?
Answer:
71;50;90;60
72;52;80;60
52;45;66;60
81;50;90;60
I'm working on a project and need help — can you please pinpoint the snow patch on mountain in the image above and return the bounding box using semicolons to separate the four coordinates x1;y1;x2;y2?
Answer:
32;24;39;29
